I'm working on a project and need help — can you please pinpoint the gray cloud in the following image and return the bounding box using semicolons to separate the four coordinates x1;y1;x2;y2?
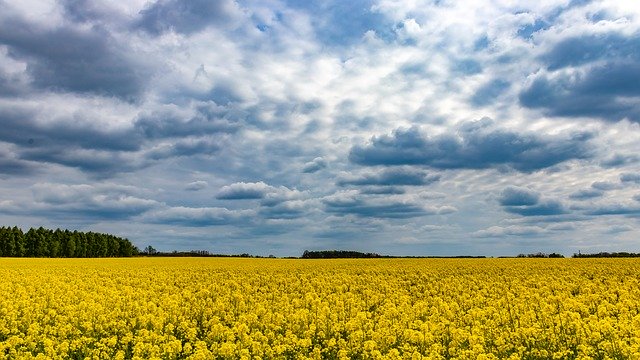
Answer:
542;32;640;71
0;154;37;176
185;181;208;191
302;157;327;173
27;183;159;220
0;106;141;152
284;0;394;47
259;188;306;207
498;186;566;216
569;189;603;200
258;200;311;220
325;200;427;219
141;206;252;227
61;0;119;23
620;173;640;184
451;58;483;76
591;181;620;191
322;191;454;219
134;104;239;140
516;18;550;40
474;225;545;238
19;147;143;176
585;204;640;216
520;31;640;122
519;64;640;122
337;167;440;187
498;186;540;206
507;214;588;225
0;104;232;175
504;200;566;216
136;0;241;35
59;1;143;28
0;15;151;100
0;68;29;96
17;139;220;177
216;182;275;200
349;122;593;172
601;154;640;168
470;79;510;107
145;138;221;160
359;186;406;195
602;224;634;234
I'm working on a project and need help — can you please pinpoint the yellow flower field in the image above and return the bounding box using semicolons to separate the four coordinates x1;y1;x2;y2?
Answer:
1;258;639;359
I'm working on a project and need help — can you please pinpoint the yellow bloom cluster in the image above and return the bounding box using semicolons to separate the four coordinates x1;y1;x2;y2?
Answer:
1;258;640;359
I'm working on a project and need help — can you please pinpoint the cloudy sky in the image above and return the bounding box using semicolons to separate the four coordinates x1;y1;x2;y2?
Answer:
1;0;639;256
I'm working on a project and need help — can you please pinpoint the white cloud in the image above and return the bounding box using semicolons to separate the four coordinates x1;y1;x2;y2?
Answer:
185;181;208;191
474;225;546;238
2;0;640;255
140;206;254;227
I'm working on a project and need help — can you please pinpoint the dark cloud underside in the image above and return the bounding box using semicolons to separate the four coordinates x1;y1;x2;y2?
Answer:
499;186;539;206
520;31;640;122
324;198;429;219
0;16;149;100
136;0;240;35
349;123;593;172
338;167;439;186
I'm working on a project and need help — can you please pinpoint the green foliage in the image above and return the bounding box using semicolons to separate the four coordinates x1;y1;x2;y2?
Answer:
144;245;157;255
0;226;139;258
573;251;640;258
516;252;565;258
301;250;383;259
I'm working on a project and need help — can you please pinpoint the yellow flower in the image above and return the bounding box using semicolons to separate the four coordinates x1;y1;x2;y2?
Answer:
0;258;639;359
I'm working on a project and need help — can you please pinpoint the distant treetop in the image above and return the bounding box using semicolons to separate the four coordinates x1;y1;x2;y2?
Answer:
573;251;640;258
302;250;382;259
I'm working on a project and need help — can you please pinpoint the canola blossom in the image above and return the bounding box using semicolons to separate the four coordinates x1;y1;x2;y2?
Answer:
1;258;640;359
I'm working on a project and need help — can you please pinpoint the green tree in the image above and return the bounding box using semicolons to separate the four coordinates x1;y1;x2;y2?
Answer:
65;234;76;258
144;245;157;255
1;226;137;258
13;227;25;257
34;227;49;257
0;227;7;256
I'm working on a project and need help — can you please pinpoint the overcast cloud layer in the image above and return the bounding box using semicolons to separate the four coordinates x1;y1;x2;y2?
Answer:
1;0;640;256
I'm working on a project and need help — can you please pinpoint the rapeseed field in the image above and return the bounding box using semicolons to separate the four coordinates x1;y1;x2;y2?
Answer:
1;258;639;359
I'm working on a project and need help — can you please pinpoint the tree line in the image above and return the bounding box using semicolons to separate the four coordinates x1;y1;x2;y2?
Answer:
301;250;491;259
573;251;640;258
516;252;565;258
302;250;384;258
140;247;274;258
0;226;139;257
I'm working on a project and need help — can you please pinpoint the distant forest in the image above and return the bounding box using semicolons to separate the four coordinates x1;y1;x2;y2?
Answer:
573;252;640;258
302;250;384;259
0;226;138;257
302;250;640;259
3;226;640;259
301;250;487;259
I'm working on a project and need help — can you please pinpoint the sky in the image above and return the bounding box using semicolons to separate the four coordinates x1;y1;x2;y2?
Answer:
1;0;640;257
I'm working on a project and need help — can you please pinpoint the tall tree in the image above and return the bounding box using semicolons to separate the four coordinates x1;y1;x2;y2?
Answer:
0;226;138;258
